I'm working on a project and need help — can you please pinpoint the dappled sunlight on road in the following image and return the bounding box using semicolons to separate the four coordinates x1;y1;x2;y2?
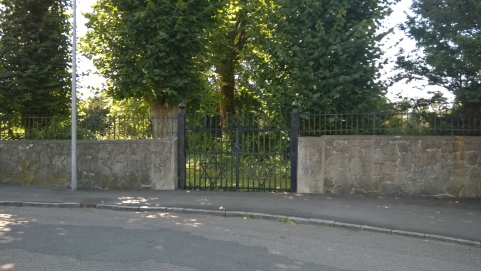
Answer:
118;196;158;204
0;213;29;244
282;193;304;200
0;263;15;271
196;198;211;206
130;211;205;228
175;218;204;228
274;262;304;270
143;213;177;219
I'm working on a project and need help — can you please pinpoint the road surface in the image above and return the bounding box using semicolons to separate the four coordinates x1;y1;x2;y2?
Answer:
1;207;479;271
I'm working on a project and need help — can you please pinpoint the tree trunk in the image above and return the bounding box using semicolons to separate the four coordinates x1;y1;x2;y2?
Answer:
219;63;236;128
150;102;178;139
216;9;247;127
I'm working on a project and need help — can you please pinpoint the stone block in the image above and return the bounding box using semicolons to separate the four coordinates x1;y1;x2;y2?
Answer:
409;140;422;154
309;218;334;226
424;234;481;247
397;141;410;153
112;162;127;178
90;158;104;173
466;141;481;152
127;155;143;171
441;141;455;153
348;147;362;157
151;138;177;190
332;140;349;153
371;149;385;162
23;202;60;207
397;153;412;170
466;152;480;166
324;178;334;191
358;176;381;192
325;154;349;168
378;163;398;177
361;225;392;234
287;217;310;224
183;208;226;216
453;140;466;152
297;137;324;193
139;206;168;212
117;205;140;211
372;139;389;148
403;180;424;196
423;177;445;195
462;168;481;197
96;204;119;210
392;230;425;239
382;143;398;162
333;183;354;194
333;222;361;231
348;157;362;177
420;140;444;150
77;156;91;171
0;201;22;206
225;211;249;217
444;180;465;197
59;203;80;208
380;182;401;195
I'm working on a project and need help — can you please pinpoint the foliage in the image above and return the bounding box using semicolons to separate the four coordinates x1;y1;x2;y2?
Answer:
391;90;450;113
0;0;71;116
82;0;397;117
395;0;481;113
34;119;96;140
81;0;217;110
253;0;397;113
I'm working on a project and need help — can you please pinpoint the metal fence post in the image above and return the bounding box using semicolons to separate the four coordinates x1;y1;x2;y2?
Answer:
178;103;186;189
290;103;299;192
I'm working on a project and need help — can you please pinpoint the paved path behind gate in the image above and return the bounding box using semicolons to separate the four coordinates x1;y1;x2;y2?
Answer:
1;184;480;247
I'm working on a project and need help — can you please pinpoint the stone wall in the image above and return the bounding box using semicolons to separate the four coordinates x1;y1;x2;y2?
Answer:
0;139;177;190
298;136;481;197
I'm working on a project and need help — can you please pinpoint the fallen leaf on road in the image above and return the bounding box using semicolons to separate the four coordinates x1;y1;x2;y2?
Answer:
219;206;224;210
186;191;190;193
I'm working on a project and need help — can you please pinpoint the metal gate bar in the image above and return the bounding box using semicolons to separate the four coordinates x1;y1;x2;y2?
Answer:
180;108;293;192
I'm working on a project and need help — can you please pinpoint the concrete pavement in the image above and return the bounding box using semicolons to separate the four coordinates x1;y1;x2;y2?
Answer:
1;184;480;247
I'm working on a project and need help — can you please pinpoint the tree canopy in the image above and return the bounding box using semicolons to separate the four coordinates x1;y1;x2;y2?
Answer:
395;0;481;113
81;0;216;110
82;0;397;117
0;0;71;116
256;0;396;113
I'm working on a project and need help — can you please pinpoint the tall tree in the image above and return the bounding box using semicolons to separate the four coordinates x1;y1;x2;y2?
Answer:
81;0;216;137
208;0;269;122
395;0;481;113
0;0;71;117
254;0;396;113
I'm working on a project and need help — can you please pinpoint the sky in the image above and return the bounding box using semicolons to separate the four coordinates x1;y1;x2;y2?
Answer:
75;0;453;103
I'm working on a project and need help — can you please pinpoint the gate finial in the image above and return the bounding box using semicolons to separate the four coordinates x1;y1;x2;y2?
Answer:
179;102;186;111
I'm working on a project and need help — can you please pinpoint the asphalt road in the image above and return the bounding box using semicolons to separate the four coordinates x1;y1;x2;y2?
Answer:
1;207;479;271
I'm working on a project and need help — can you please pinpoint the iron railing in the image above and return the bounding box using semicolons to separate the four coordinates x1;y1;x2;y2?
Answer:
0;115;177;140
3;111;481;140
181;111;292;191
299;111;481;136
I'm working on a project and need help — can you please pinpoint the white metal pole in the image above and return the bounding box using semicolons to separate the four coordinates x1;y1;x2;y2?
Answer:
71;0;77;191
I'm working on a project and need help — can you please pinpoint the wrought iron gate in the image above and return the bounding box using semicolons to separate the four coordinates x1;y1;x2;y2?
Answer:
178;105;298;192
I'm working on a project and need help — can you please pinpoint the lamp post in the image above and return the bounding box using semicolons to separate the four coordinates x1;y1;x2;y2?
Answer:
71;0;77;191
